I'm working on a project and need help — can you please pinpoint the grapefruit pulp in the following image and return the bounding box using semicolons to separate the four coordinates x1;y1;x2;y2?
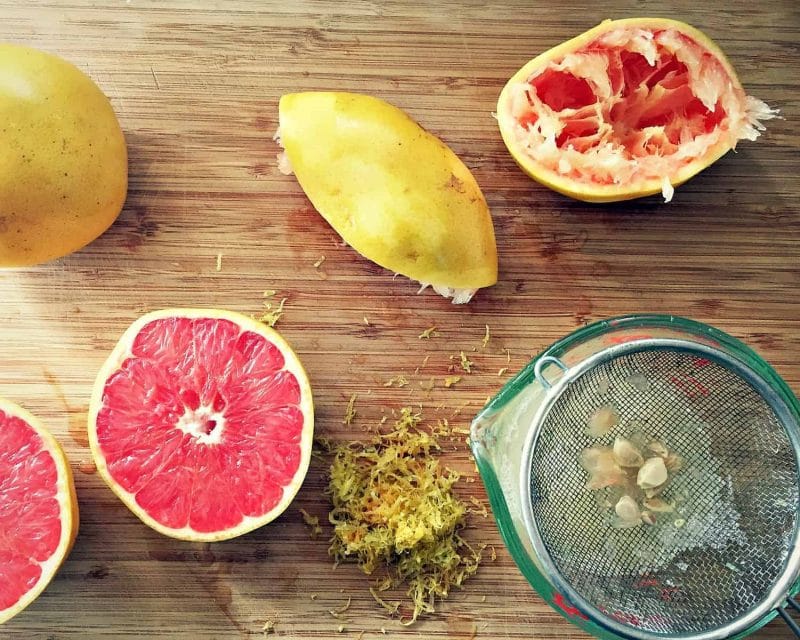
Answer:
497;18;778;202
88;309;314;542
0;398;78;624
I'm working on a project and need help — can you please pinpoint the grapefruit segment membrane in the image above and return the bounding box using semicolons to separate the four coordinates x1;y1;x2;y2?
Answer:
498;18;778;202
88;309;314;542
0;399;78;624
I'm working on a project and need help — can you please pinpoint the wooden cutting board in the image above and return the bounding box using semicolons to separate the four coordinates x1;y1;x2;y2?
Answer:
1;1;798;638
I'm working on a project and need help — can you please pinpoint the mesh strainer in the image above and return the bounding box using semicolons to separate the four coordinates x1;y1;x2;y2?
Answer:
471;317;800;640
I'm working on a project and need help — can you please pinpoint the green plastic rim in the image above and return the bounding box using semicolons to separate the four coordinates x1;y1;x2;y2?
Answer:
471;314;800;639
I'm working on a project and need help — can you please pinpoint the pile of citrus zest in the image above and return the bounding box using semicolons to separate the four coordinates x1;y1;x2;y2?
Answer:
300;509;323;539
418;326;438;339
327;408;481;624
343;393;358;425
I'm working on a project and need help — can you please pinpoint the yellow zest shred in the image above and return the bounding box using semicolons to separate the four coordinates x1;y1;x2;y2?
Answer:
363;316;370;325
444;375;461;388
505;348;511;363
468;497;489;518
490;546;497;561
331;597;351;615
498;367;508;376
383;375;409;388
310;593;318;601
418;326;438;339
313;255;326;268
300;509;323;539
215;253;223;272
460;352;473;374
343;393;358;425
258;293;286;328
262;616;276;634
327;408;481;624
481;324;490;348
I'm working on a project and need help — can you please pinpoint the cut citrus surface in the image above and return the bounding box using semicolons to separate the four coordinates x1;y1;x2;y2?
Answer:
0;398;78;624
497;18;779;202
88;309;314;542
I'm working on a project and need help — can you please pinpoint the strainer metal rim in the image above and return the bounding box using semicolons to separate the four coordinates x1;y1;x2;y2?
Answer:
519;338;800;640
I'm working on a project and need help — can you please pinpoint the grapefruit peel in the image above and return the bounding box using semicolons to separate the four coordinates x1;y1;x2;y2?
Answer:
276;92;497;304
88;308;314;542
497;18;779;203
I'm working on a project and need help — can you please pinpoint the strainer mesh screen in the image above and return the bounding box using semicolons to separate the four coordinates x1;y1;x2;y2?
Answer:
529;348;799;636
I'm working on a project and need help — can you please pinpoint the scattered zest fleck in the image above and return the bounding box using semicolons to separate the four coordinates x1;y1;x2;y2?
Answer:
313;255;326;268
300;509;322;539
262;617;276;635
383;375;409;388
215;253;223;272
460;351;473;373
310;593;318;601
418;326;438;339
331;597;351;615
482;324;490;349
343;393;358;425
504;348;511;363
490;546;497;561
337;624;345;633
481;594;487;602
363;316;370;325
498;367;508;376
258;293;286;328
444;375;461;388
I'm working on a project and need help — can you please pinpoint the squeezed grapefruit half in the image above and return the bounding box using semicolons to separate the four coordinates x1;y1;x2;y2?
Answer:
497;18;778;202
0;399;78;624
88;309;314;542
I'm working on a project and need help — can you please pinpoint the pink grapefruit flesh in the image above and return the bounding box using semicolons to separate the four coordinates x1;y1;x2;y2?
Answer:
498;18;778;202
0;399;78;624
88;309;314;542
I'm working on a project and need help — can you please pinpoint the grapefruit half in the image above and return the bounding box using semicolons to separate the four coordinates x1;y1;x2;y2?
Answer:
0;398;78;624
88;309;314;542
497;18;779;202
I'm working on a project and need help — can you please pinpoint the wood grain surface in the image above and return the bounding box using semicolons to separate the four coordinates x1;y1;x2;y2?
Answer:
1;1;799;638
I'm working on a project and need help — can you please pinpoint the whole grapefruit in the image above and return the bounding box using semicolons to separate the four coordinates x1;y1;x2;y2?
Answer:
0;44;127;266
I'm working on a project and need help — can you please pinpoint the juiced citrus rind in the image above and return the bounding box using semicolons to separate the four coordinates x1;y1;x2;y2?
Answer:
0;398;78;624
87;308;314;542
277;92;497;301
497;18;777;203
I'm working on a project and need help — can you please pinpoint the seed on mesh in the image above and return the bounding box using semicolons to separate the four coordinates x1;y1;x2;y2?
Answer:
637;457;668;489
613;436;644;467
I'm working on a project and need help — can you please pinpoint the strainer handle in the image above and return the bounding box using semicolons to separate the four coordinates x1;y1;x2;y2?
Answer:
533;356;569;389
777;597;800;637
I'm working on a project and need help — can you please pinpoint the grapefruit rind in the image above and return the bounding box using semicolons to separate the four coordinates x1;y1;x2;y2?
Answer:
87;308;314;542
0;398;78;624
497;18;778;203
276;91;497;304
